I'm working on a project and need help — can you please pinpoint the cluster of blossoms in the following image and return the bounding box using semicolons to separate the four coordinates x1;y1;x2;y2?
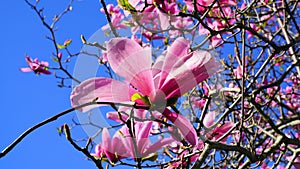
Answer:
19;0;300;168
100;0;238;47
79;1;300;167
70;37;226;164
100;4;127;31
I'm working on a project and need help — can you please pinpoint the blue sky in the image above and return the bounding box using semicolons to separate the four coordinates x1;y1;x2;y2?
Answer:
0;1;114;169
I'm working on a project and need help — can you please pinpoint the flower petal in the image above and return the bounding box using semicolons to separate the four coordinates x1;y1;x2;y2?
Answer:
158;37;190;89
106;111;128;123
162;109;198;146
152;54;165;80
112;132;130;160
160;50;219;99
158;10;169;30
91;144;102;157
203;111;216;128
214;122;234;136
212;122;234;142
19;67;32;72
101;128;115;161
142;137;174;156
107;38;155;96
136;121;153;154
118;125;136;158
70;77;133;112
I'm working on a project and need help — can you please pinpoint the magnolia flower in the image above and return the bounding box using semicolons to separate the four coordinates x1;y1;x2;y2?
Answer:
92;128;129;162
20;56;51;75
93;122;173;162
71;37;219;145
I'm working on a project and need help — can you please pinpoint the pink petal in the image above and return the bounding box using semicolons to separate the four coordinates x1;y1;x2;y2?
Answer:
134;109;147;119
203;111;216;128
152;54;165;88
153;54;165;75
214;122;234;135
33;58;39;63
102;128;111;150
91;144;102;157
106;111;128;123
29;62;39;70
211;35;222;47
199;23;210;35
40;61;49;67
111;132;130;159
101;128;114;161
160;50;219;99
158;37;190;89
136;121;152;154
234;65;243;79
19;67;32;72
162;109;198;146
158;10;169;30
25;56;32;62
95;144;102;155
129;0;140;7
70;77;133;112
142;137;174;156
118;125;136;158
107;38;155;96
212;122;234;142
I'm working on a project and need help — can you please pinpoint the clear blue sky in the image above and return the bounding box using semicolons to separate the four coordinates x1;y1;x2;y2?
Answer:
0;1;116;169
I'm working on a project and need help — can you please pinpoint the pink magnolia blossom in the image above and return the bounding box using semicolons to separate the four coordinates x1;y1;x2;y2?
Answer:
93;122;173;162
92;128;129;162
71;37;219;145
20;56;51;75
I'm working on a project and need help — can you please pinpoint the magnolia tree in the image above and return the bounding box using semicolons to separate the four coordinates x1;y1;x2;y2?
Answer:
1;0;300;168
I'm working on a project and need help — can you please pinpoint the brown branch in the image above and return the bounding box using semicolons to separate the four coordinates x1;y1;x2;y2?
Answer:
0;101;148;158
99;0;119;37
24;0;81;84
63;124;104;169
